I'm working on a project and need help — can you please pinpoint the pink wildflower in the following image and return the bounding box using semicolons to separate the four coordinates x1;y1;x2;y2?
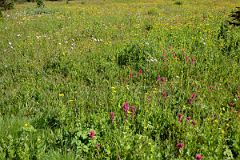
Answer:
196;154;203;160
178;113;184;123
89;130;95;139
123;102;129;113
110;112;114;123
176;143;184;149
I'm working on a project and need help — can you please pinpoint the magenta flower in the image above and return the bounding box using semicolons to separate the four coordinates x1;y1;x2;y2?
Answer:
110;112;114;123
178;113;184;119
157;75;161;81
188;92;197;105
191;93;197;99
89;130;95;139
186;117;191;121
176;143;184;149
123;102;129;112
178;113;184;123
196;154;203;160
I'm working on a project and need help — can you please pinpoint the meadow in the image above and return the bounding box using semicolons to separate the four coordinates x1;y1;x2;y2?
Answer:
0;0;240;159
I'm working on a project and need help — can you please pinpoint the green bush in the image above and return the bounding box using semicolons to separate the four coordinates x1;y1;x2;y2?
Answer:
0;0;14;10
36;0;44;8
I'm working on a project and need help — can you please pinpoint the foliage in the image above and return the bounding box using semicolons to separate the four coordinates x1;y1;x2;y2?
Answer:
36;0;45;8
0;0;240;159
0;0;14;10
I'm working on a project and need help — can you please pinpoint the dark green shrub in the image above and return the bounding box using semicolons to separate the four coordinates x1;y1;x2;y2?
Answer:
117;43;156;70
0;0;14;10
174;1;183;5
228;7;240;26
36;0;44;8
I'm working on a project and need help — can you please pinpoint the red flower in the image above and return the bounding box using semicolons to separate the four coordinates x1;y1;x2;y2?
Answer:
188;93;197;105
123;102;129;113
129;72;133;79
196;154;203;160
176;143;184;149
162;91;168;98
110;112;114;123
186;117;191;121
139;69;143;75
178;113;184;119
192;56;196;65
178;113;184;123
191;93;197;99
228;101;235;107
89;130;95;139
192;120;196;126
131;106;136;116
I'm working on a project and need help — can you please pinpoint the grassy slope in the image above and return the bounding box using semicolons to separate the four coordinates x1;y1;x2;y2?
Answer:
0;0;240;159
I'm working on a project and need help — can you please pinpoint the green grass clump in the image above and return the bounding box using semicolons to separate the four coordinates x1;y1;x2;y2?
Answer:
0;0;240;159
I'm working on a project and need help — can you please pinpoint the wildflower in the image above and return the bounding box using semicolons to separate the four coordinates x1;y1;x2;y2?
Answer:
192;120;196;126
110;112;114;123
139;69;143;75
185;56;190;63
228;101;235;107
188;93;197;105
96;144;101;149
129;72;133;79
196;154;203;160
111;86;116;93
192;56;196;65
123;102;129;113
178;113;184;119
162;91;168;98
176;143;184;149
157;75;161;81
89;130;95;139
186;117;191;121
131;106;136;116
191;93;197;99
59;93;64;97
178;113;184;123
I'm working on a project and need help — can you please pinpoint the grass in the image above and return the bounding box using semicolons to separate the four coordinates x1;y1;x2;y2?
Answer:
0;0;240;159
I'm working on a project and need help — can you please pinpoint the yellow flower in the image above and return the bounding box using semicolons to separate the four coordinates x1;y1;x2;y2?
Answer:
59;93;64;97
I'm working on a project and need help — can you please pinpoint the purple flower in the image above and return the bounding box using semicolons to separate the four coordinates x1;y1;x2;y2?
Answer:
178;113;184;123
110;112;114;123
186;117;191;121
192;120;196;126
157;75;161;81
176;143;184;149
123;102;129;113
